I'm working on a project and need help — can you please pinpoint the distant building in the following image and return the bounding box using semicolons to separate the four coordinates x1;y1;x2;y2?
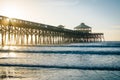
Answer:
74;23;92;33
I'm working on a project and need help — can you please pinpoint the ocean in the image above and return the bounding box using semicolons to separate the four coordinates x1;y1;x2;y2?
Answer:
0;41;120;80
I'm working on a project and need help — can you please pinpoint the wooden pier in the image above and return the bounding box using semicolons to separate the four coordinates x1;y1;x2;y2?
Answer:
0;15;104;46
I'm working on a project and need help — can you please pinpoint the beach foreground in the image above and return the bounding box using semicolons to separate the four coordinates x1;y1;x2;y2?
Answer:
0;41;120;80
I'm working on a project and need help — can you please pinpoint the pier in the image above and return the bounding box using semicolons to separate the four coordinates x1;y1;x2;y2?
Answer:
0;15;104;46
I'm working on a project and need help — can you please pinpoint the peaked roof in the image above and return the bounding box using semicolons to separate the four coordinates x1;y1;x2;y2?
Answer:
74;23;91;29
58;25;65;28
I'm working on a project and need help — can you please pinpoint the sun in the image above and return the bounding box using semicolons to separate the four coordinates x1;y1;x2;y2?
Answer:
1;4;22;18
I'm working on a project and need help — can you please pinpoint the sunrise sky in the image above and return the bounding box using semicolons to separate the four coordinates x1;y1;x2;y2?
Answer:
0;0;120;41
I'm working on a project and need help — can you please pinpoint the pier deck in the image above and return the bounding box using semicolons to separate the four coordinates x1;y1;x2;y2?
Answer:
0;15;104;46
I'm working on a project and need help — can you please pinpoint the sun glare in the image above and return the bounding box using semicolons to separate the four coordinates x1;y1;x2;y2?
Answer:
1;5;22;18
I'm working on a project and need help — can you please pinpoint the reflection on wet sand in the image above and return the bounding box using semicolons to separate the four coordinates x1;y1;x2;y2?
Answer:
0;67;25;80
0;67;120;80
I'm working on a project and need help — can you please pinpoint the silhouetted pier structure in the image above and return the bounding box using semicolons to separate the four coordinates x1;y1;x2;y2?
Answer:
0;15;104;46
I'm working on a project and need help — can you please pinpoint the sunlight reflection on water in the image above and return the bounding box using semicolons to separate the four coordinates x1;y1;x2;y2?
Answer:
0;52;17;58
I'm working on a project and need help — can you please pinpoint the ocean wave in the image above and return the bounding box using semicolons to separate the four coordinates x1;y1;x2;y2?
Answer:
12;45;120;47
0;63;120;71
0;50;120;55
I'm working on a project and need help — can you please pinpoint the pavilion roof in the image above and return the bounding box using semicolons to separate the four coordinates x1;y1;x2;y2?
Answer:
74;23;91;29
